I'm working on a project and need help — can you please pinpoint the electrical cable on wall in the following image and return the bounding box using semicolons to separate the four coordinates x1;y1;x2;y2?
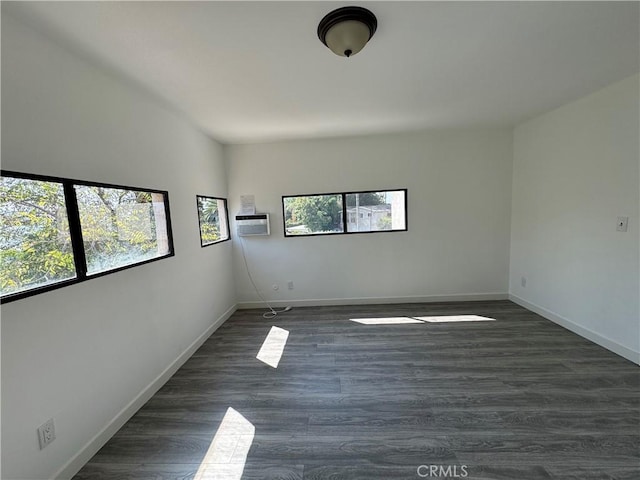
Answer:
239;237;292;319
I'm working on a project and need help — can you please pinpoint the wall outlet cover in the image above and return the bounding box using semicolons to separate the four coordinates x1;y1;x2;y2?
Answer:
38;418;56;449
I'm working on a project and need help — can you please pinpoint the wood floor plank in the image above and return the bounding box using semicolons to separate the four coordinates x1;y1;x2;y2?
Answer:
544;465;640;480
73;301;639;479
73;462;304;480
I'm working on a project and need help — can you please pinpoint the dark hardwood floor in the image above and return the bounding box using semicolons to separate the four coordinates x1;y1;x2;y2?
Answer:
74;301;639;479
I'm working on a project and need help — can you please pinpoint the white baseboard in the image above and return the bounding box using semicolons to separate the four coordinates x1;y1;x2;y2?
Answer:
237;292;509;309
55;304;238;480
509;294;639;365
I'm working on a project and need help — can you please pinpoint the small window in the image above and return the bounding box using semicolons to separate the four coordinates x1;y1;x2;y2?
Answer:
283;189;407;237
283;194;344;236
1;170;174;303
1;176;76;297
196;195;230;246
75;185;172;274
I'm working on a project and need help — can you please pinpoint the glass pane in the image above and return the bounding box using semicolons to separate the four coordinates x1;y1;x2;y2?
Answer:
1;176;76;297
345;190;406;232
75;185;170;275
284;194;344;236
197;196;229;246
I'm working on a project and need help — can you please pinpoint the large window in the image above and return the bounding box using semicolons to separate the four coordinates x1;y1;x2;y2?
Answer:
196;195;230;247
1;171;174;303
1;176;77;296
75;185;172;275
283;189;407;237
283;193;344;236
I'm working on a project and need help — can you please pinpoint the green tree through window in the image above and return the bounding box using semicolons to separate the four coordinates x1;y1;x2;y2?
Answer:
0;177;76;295
283;189;406;237
76;185;169;275
284;194;343;234
197;196;229;246
1;172;174;302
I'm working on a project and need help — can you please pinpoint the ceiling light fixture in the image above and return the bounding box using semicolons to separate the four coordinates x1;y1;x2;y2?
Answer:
317;6;377;58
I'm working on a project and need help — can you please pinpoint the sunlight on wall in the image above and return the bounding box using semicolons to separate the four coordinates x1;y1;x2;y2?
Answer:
256;326;290;368
193;407;255;480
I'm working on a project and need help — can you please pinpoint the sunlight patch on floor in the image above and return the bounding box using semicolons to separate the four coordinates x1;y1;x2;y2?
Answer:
193;407;255;480
256;326;289;368
413;315;495;322
350;317;425;325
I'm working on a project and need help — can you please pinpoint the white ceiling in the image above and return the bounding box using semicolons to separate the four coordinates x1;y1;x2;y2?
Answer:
3;1;639;144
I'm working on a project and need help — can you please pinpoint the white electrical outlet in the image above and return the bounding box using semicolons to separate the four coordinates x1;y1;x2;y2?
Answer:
272;284;279;291
287;281;294;290
38;418;56;450
521;276;527;288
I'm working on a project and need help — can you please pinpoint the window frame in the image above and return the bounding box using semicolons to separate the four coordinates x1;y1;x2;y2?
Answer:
196;194;231;247
282;188;408;238
1;170;175;304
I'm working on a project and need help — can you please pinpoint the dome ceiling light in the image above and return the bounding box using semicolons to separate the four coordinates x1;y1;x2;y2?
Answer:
317;6;377;58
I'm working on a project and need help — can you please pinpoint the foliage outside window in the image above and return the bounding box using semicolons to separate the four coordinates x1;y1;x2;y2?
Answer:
1;171;174;303
196;195;230;246
1;176;76;296
76;185;171;274
283;194;344;235
283;189;407;237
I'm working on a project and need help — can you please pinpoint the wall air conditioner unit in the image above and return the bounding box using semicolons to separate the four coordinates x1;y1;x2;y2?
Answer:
236;214;270;236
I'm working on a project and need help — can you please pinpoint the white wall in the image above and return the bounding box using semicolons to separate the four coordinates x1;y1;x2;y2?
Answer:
1;14;236;479
510;74;640;364
226;129;513;306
